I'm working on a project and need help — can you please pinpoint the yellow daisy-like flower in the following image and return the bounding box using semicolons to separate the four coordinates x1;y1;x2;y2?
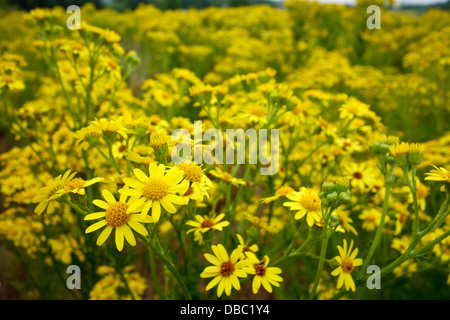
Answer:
209;167;246;187
59;176;105;196
261;185;294;204
32;170;77;215
177;162;212;202
186;213;230;237
339;97;371;120
91;117;128;141
283;187;322;227
200;244;251;298
236;234;259;259
358;208;387;232
119;163;189;222
74;125;102;150
85;189;153;252
245;252;283;294
342;162;379;193
424;165;450;184
331;239;363;292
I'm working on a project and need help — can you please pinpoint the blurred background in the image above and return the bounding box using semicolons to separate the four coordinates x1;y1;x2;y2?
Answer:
0;0;449;11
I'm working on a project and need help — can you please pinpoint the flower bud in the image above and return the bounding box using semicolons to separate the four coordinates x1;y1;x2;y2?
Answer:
389;142;410;169
329;214;341;228
408;143;425;167
338;191;351;204
322;181;336;195
150;131;169;164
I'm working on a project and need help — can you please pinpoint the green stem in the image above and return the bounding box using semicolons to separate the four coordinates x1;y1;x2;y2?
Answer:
403;167;420;235
141;235;192;299
359;181;392;277
308;207;332;300
272;218;305;266
148;249;164;299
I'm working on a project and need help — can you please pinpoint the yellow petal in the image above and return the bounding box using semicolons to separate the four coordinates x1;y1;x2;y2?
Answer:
96;225;113;246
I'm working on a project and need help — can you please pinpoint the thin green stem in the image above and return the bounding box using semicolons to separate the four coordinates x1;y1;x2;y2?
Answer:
359;181;392;277
309;207;333;300
143;236;192;300
148;249;165;299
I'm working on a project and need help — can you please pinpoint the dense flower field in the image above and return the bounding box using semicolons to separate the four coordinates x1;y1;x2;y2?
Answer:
0;0;449;300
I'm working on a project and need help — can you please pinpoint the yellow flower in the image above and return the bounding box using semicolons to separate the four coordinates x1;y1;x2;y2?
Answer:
177;162;212;202
0;74;25;92
236;233;259;259
85;189;153;252
261;185;294;204
331;239;363;292
391;235;411;254
186;213;230;239
209;167;246;187
245;252;283;294
119;163;189;222
200;244;251;298
358;208;387;232
389;142;425;168
91;118;128;142
32;170;77;215
283;187;322;227
339;97;371;119
342;162;379;193
74;125;102;150
150;130;169;148
333;209;358;236
59;176;105;196
424;165;450;184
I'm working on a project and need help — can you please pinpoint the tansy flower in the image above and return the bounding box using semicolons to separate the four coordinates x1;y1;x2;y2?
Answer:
32;170;77;215
342;162;379;193
334;209;358;236
389;142;425;168
245;252;283;294
200;244;251;298
209;167;246;187
425;165;450;184
358;208;387;232
85;189;153;252
177;162;212;202
261;185;294;204
186;213;230;240
236;234;259;259
119;163;189;222
74;125;102;150
0;74;25;92
58;176;104;196
391;235;411;254
339;97;371;120
331;239;363;292
283;187;322;227
91;118;128;144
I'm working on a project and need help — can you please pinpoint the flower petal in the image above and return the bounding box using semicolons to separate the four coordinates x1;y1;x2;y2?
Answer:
86;220;107;233
96;225;113;246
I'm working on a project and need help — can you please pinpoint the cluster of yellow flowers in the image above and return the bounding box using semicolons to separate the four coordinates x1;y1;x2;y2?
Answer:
0;1;449;300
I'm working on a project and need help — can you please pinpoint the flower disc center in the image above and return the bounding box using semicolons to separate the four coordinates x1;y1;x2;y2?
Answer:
142;177;167;200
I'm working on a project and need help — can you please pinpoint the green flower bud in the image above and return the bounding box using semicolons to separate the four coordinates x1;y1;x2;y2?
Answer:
329;214;341;228
326;191;339;206
338;191;351;204
335;177;350;193
322;181;336;195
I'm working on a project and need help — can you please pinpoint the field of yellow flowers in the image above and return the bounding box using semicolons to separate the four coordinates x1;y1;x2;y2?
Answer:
0;0;449;301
